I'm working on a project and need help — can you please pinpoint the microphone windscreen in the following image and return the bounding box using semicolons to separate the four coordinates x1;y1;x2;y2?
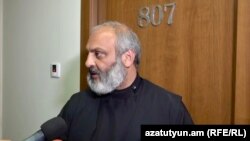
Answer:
40;117;67;140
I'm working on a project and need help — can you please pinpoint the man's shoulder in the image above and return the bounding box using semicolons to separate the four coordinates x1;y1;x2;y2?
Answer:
141;78;182;102
139;78;194;124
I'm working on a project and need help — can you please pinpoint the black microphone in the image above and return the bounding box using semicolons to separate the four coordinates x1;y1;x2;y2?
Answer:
24;117;67;141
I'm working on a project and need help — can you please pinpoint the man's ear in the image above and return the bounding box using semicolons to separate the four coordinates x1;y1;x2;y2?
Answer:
121;50;136;67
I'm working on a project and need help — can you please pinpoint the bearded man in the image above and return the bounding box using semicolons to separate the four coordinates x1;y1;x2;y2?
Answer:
58;21;193;141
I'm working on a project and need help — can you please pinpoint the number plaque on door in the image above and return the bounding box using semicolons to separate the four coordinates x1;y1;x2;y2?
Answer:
138;2;176;28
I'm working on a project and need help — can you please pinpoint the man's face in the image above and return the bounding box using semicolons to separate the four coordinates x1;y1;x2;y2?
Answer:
85;28;126;95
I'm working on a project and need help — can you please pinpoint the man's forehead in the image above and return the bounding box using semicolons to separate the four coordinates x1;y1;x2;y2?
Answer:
86;27;116;51
91;26;115;35
90;27;116;40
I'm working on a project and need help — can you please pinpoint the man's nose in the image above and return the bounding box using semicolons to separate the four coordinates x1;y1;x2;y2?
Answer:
85;54;95;68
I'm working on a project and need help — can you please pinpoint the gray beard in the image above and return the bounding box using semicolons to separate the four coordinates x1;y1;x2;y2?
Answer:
87;59;127;95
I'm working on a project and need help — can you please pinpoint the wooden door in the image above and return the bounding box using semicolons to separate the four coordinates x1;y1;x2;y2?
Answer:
234;0;250;124
81;0;237;124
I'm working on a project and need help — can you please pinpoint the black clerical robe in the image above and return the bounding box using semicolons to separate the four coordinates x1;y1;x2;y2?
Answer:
58;75;193;141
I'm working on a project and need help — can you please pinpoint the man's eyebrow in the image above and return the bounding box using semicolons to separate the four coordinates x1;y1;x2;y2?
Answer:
87;47;106;52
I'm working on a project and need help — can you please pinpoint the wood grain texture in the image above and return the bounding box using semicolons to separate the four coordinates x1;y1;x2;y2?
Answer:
234;0;250;124
80;0;90;90
81;0;237;124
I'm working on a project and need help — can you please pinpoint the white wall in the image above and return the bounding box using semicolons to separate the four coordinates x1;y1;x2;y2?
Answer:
2;0;81;140
0;0;3;138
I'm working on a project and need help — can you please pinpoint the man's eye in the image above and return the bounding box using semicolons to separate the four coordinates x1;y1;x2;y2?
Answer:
95;51;104;58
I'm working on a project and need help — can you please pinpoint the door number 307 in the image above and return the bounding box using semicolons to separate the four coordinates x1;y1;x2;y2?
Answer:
138;2;176;28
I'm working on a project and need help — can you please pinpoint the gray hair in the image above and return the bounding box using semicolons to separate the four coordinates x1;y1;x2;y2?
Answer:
91;21;141;67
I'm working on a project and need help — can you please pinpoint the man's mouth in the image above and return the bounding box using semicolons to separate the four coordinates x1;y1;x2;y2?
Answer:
90;72;99;78
89;69;99;79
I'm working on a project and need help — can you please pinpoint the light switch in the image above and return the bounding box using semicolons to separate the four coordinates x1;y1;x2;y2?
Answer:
51;63;61;78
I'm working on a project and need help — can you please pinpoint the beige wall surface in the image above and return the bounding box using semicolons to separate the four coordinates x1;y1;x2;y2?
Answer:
2;0;81;140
